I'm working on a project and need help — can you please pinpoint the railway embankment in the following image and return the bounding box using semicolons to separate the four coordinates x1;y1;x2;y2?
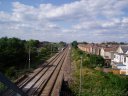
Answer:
69;48;128;96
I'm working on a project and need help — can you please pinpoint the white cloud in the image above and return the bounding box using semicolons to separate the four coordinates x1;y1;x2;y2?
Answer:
0;0;128;42
122;17;128;24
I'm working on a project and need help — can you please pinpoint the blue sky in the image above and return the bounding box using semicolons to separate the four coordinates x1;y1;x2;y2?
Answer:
0;0;128;42
0;0;75;11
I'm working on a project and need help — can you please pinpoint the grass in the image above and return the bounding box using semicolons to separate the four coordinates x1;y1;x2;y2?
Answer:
70;48;128;96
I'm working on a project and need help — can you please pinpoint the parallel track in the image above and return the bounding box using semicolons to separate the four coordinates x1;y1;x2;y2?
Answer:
25;48;68;95
18;47;69;96
4;45;70;96
38;47;69;96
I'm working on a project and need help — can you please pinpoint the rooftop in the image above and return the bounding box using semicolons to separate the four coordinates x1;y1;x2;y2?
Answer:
120;45;128;53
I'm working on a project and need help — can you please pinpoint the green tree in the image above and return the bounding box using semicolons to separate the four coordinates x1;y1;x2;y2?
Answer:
72;41;78;48
25;40;40;64
59;41;66;47
0;37;27;72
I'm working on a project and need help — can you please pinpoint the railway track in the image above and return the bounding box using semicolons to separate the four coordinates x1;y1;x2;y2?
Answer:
3;49;63;96
39;47;69;96
51;47;70;96
25;48;68;96
3;45;70;96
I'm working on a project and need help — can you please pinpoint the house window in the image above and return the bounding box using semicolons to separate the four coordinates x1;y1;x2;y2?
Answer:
124;57;126;62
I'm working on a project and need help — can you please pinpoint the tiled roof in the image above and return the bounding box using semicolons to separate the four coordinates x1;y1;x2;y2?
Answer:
78;44;92;48
102;45;118;52
104;47;117;52
120;45;128;53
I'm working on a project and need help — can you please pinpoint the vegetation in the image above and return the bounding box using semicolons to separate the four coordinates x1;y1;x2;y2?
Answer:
101;41;128;45
0;37;27;72
38;43;58;61
70;48;128;96
0;37;60;80
59;41;67;47
72;41;78;48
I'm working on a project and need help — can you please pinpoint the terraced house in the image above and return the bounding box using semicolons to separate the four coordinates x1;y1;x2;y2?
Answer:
78;43;101;55
78;44;93;53
100;45;118;66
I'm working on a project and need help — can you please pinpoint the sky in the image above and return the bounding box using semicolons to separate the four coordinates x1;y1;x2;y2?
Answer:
0;0;128;42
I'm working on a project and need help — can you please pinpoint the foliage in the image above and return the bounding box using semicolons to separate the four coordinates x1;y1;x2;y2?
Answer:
25;40;40;63
39;47;51;61
0;37;27;71
71;48;104;68
72;41;78;48
0;37;58;79
0;37;43;78
59;41;66;47
70;48;128;96
101;41;128;45
86;54;104;68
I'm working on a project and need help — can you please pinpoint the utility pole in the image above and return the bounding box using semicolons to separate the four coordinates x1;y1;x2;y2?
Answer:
28;44;31;69
51;43;52;56
79;56;83;96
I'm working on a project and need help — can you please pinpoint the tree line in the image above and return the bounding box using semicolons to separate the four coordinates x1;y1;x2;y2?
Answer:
0;37;65;79
0;37;40;77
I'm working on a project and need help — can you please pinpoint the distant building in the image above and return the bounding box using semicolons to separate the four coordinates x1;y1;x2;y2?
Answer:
78;44;101;55
78;44;93;53
100;46;118;59
92;45;101;55
78;43;128;75
100;45;118;66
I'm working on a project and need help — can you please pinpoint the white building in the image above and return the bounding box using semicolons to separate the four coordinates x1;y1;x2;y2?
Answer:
113;53;124;63
111;45;128;75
